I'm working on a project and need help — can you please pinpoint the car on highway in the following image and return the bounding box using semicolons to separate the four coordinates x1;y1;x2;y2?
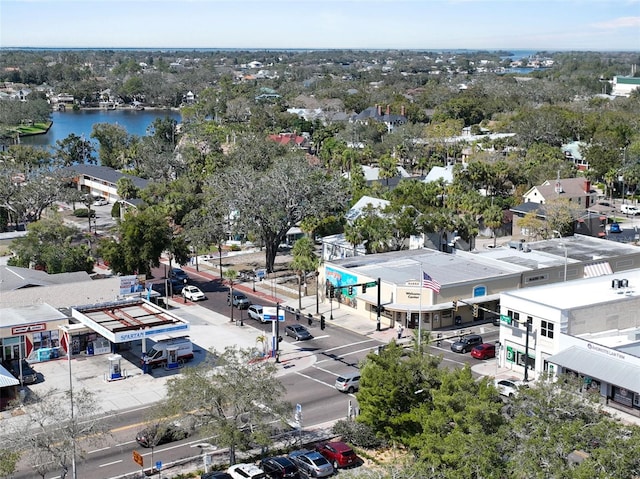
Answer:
284;324;312;341
227;463;266;479
315;441;360;469
259;456;300;478
335;371;360;393
5;359;38;385
471;343;496;360
450;334;483;353
248;305;266;323
135;422;190;448
288;449;334;478
495;378;525;398
227;291;250;309
182;285;206;301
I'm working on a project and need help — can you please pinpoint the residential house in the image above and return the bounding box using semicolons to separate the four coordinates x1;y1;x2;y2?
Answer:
562;141;588;171
353;104;407;132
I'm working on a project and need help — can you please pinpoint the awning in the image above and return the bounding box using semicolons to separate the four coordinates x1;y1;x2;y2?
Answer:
359;293;500;312
0;365;19;388
584;261;613;278
547;346;640;392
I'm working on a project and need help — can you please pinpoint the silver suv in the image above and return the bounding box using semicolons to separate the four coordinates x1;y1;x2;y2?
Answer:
450;334;483;353
227;291;250;309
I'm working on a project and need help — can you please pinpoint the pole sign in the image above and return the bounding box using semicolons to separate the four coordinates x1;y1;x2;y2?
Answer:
263;307;285;322
132;450;144;467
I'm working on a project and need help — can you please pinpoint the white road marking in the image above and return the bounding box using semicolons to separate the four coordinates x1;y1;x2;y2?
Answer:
295;371;340;388
88;446;111;454
316;346;379;364
324;339;377;353
115;440;137;447
99;459;123;468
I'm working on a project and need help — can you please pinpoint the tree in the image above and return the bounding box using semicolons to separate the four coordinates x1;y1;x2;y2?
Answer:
208;151;348;273
357;342;442;442
98;207;172;276
291;236;320;306
483;205;504;247
116;177;139;200
90;122;131;169
163;346;291;465
7;215;94;273
52;133;96;166
10;387;109;479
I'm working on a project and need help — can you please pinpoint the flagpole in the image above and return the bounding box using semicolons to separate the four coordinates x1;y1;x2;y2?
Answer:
418;264;423;349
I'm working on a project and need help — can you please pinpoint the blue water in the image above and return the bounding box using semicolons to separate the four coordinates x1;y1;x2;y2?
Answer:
21;109;182;148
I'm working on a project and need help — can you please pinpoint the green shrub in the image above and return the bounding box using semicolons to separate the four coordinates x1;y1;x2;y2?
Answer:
331;419;385;449
111;201;121;218
73;208;95;218
230;244;241;251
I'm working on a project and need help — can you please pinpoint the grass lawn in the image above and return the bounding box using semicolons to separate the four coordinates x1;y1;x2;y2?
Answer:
15;121;51;136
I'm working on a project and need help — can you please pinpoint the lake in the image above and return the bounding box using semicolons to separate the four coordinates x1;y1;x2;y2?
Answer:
20;109;182;148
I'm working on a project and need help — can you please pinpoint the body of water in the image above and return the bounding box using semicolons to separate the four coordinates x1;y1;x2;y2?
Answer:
21;109;182;148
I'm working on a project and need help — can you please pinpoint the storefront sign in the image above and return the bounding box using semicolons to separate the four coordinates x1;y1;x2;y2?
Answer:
11;323;46;335
587;342;626;360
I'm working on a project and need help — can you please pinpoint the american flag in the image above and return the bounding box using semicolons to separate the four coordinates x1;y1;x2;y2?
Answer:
422;272;441;293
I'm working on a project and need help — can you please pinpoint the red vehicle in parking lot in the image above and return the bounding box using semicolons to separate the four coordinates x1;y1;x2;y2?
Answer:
471;343;496;360
315;441;359;469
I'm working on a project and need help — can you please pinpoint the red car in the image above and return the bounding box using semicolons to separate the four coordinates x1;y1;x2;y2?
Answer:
471;343;496;360
315;441;359;469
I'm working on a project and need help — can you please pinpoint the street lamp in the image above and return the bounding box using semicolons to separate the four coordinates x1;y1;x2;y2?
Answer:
524;318;532;382
552;230;567;282
218;244;223;280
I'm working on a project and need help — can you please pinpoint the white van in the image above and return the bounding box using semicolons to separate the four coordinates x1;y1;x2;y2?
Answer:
143;336;193;368
620;204;639;215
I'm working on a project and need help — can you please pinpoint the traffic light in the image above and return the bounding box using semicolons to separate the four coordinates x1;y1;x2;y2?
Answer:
308;314;313;326
473;304;479;318
362;284;367;293
347;285;354;295
452;300;458;311
329;285;335;298
295;310;300;322
320;315;326;330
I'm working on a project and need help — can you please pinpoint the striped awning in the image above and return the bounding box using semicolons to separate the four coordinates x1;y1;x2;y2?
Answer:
584;261;613;278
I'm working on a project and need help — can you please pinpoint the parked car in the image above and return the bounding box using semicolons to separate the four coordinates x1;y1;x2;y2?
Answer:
248;305;266;323
288;449;334;478
201;472;233;479
495;378;525;398
135;422;190;448
315;441;360;469
170;268;189;281
5;359;38;385
227;291;250;309
182;285;206;301
284;324;312;341
227;463;266;479
259;456;300;479
335;371;360;393
471;343;496;360
450;334;483;353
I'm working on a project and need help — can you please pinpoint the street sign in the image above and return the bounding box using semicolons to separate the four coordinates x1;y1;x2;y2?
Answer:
366;281;378;287
500;314;512;325
263;306;285;322
156;461;162;471
132;450;143;467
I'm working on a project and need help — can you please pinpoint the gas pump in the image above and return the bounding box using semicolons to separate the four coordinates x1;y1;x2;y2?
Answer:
106;354;124;381
166;346;179;370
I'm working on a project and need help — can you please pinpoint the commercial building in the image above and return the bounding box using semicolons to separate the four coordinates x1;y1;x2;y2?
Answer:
318;235;640;331
499;269;640;415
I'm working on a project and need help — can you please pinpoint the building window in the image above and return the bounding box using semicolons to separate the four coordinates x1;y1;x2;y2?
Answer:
508;310;520;327
541;320;554;339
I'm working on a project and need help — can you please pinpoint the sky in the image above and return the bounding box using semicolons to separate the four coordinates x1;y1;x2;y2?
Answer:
1;0;639;51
